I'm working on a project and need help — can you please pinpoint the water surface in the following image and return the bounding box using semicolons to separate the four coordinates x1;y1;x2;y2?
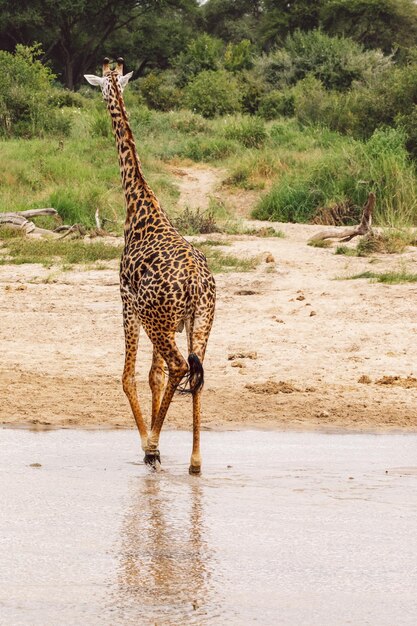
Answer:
1;429;417;625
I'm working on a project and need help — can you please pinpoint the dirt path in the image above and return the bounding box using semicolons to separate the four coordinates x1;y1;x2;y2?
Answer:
169;165;223;210
1;166;417;431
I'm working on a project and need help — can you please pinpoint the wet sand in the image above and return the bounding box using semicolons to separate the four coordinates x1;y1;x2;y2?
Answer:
1;429;417;625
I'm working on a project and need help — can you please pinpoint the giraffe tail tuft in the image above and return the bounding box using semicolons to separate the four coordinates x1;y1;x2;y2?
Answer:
177;353;204;395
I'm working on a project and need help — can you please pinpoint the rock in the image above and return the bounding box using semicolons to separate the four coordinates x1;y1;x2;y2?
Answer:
228;351;257;361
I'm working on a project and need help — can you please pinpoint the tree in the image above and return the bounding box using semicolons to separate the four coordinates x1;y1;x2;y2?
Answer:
258;0;326;48
320;0;417;53
0;0;198;88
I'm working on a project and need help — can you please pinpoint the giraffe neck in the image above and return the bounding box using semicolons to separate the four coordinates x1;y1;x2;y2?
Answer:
107;75;162;233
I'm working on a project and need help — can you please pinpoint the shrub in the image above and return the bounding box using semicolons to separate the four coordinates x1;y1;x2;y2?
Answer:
238;69;268;115
173;207;220;234
397;106;417;159
48;88;85;108
255;30;391;92
254;49;294;88
139;71;182;111
224;40;254;72
253;128;417;226
224;117;267;148
185;70;242;118
168;110;209;134
283;29;391;91
90;111;111;138
258;89;295;119
0;45;66;137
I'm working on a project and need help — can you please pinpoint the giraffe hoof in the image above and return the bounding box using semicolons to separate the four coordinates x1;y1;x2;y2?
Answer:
144;450;161;469
189;464;201;476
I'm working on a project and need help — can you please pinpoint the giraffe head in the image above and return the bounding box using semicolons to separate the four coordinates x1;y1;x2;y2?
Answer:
84;58;133;101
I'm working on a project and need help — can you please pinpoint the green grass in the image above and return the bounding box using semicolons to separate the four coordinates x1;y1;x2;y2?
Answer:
253;127;417;226
308;238;332;248
335;230;416;257
0;230;257;273
197;244;259;273
335;245;358;256
344;270;417;284
0;237;123;267
3;104;417;238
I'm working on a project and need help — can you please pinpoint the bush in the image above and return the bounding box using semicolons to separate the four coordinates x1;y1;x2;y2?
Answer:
238;69;268;115
90;111;111;138
168;110;209;134
0;45;66;138
49;188;100;227
253;128;417;226
283;29;391;91
48;88;85;108
139;71;182;111
224;40;254;72
185;70;242;118
397;106;417;159
258;89;295;119
224;117;267;148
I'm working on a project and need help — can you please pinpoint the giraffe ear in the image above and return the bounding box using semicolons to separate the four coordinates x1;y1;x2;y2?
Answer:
84;74;105;87
119;71;134;89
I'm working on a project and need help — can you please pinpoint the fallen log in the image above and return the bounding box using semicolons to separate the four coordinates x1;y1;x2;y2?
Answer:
309;192;375;244
0;211;58;236
0;208;114;239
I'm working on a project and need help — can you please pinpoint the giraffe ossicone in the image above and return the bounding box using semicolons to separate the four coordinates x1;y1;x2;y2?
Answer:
85;58;216;474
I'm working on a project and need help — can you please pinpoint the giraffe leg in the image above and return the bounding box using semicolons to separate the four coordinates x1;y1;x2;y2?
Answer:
148;348;165;430
145;333;188;463
121;309;148;451
187;311;214;475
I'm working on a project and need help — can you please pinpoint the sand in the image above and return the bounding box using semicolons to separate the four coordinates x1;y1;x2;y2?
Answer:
1;166;417;432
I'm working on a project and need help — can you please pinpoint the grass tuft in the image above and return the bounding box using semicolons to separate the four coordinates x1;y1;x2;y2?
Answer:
197;244;259;273
308;238;332;248
344;270;417;284
0;238;123;267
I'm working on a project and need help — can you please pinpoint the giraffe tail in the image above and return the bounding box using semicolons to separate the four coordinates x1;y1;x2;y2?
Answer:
177;353;204;395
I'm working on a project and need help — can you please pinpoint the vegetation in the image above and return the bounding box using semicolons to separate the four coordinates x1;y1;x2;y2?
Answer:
0;227;258;273
2;1;417;240
344;270;417;284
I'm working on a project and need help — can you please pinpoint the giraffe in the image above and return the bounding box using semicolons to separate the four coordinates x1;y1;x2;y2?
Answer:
85;58;215;474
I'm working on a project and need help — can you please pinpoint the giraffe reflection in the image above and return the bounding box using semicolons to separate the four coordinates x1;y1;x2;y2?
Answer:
114;476;215;623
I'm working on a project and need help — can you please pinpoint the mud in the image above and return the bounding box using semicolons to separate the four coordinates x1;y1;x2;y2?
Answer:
1;429;417;625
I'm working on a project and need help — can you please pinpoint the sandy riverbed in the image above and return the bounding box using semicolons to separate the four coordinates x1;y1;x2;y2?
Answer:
1;223;417;431
1;166;417;431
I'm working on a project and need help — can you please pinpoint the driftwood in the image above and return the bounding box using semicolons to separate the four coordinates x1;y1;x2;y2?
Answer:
0;208;59;236
0;208;105;239
309;192;375;244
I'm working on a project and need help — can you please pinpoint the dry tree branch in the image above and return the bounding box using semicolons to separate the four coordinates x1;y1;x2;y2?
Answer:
309;192;375;244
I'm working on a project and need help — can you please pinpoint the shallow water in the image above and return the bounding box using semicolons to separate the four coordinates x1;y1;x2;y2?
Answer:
1;429;417;625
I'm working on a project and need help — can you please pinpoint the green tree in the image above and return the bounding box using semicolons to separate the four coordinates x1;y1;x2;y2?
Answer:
203;0;262;43
320;0;417;53
0;0;198;88
258;0;326;48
